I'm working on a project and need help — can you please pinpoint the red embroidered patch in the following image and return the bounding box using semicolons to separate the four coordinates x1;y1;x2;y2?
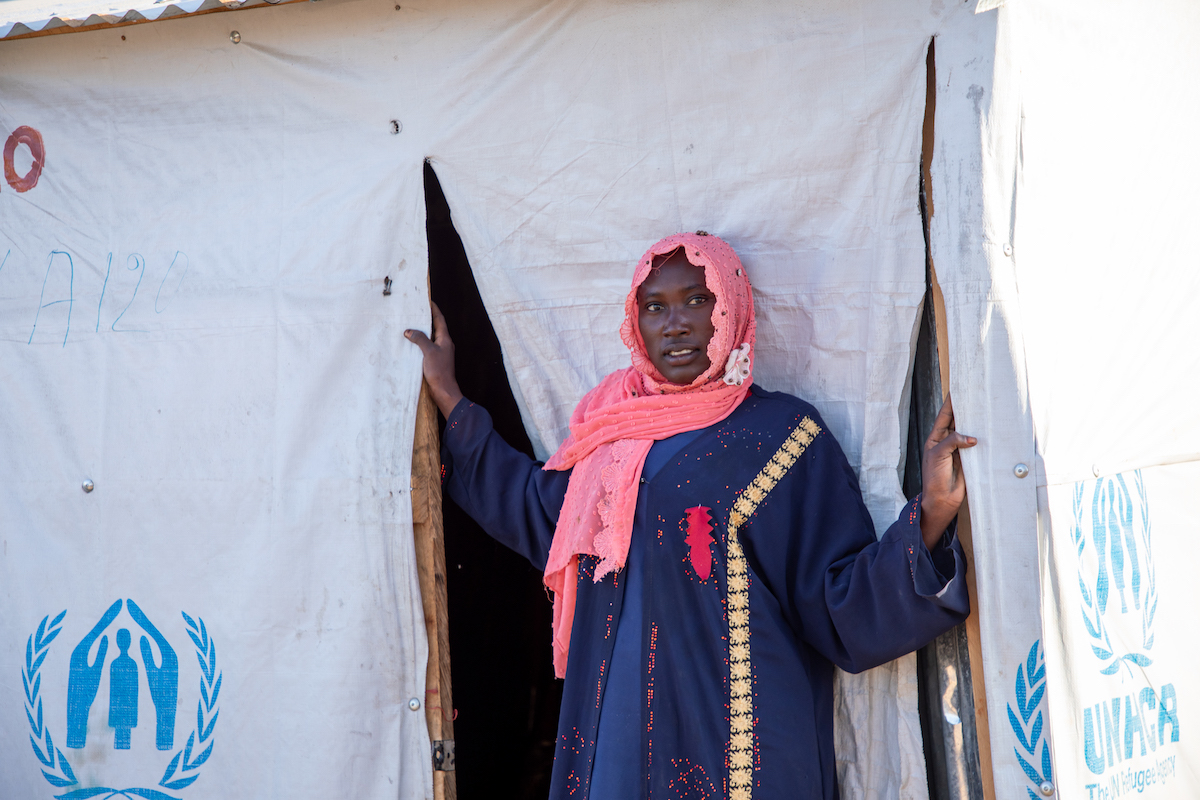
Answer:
684;506;714;581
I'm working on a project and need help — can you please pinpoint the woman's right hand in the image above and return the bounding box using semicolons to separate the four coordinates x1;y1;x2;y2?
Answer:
405;302;465;417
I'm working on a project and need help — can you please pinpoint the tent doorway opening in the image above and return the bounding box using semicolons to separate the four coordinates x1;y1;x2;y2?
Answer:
421;38;984;791
424;161;562;800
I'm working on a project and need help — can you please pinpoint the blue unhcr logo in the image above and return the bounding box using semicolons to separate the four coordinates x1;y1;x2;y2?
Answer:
1071;471;1156;676
1069;470;1182;789
67;600;177;752
22;600;221;799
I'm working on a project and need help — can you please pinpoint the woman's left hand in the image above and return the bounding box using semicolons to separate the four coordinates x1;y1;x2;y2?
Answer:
919;394;977;550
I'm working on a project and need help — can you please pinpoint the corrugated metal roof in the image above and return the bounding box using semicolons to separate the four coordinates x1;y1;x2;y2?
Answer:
0;0;303;41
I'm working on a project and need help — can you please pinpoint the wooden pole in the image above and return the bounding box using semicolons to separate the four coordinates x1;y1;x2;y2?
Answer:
928;263;996;800
411;380;457;800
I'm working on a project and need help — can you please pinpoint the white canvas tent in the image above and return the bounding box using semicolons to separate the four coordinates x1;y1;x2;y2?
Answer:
1;1;1197;799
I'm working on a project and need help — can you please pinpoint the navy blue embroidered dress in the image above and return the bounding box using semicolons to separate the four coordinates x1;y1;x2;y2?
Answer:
442;385;969;800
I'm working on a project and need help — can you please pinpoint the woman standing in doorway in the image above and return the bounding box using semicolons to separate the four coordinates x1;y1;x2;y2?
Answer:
407;232;974;800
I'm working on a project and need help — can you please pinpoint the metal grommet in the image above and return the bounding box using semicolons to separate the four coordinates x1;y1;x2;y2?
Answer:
230;31;241;43
1003;243;1013;257
1092;464;1101;477
82;479;95;493
1013;463;1029;479
408;698;421;711
1039;782;1055;797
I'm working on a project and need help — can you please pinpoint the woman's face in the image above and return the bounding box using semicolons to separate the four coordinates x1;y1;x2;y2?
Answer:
636;252;716;385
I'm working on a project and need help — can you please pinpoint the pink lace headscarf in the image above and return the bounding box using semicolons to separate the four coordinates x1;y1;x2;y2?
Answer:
542;232;757;677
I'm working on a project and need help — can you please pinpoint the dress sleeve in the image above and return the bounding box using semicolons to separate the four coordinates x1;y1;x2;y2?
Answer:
440;398;570;571
745;424;970;674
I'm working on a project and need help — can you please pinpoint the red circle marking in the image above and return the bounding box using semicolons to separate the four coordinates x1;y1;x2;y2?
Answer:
4;126;45;192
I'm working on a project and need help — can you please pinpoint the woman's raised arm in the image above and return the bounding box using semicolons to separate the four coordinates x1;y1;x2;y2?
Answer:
405;302;567;570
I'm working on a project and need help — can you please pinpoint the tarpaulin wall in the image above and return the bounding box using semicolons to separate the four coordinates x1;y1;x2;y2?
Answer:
1009;2;1200;799
2;0;965;796
0;5;435;796
933;2;1200;800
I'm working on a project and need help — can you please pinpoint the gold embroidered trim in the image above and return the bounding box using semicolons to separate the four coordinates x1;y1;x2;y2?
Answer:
726;415;821;800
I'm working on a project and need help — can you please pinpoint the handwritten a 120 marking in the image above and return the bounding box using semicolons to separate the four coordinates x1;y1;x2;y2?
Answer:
0;126;192;346
15;249;191;348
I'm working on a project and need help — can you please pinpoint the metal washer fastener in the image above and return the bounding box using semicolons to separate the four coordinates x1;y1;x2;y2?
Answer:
82;479;95;493
408;697;421;711
1003;243;1013;256
230;31;241;43
1013;463;1029;479
1039;782;1055;797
